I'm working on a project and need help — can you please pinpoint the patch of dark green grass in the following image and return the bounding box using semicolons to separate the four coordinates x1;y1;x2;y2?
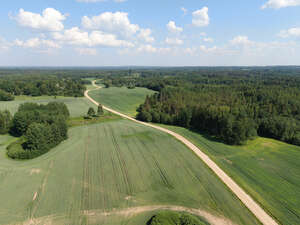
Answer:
146;211;209;225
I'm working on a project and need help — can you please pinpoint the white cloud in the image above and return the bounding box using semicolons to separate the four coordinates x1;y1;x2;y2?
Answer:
14;38;61;49
53;27;134;47
76;48;98;55
199;45;219;53
138;29;155;43
262;0;300;9
167;21;183;33
137;44;157;53
230;35;253;46
184;47;197;55
15;8;66;32
203;37;214;42
82;12;139;37
278;27;300;38
136;45;171;54
165;37;183;45
192;7;210;27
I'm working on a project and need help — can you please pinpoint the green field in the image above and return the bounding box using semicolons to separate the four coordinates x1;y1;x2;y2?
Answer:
0;96;96;118
0;120;259;225
89;87;156;117
160;125;300;225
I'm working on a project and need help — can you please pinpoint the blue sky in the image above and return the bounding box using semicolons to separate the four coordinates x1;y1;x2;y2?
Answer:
0;0;300;66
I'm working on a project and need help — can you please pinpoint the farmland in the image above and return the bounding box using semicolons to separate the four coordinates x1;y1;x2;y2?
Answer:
0;120;259;225
160;125;300;225
88;86;155;117
0;96;96;117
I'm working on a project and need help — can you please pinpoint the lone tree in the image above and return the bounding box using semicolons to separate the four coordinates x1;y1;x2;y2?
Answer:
87;107;96;117
97;104;104;116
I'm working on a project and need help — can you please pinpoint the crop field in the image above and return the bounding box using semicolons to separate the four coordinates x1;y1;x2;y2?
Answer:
0;119;259;225
160;125;300;225
0;96;96;117
89;87;155;117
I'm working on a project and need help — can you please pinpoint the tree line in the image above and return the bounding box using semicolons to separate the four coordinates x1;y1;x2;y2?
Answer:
0;75;86;100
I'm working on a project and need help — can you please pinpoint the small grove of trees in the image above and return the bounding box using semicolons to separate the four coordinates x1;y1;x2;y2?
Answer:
147;212;206;225
0;89;14;101
85;105;104;119
7;102;69;159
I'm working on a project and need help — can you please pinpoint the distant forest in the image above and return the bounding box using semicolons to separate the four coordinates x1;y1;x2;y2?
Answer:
0;70;87;99
1;66;300;146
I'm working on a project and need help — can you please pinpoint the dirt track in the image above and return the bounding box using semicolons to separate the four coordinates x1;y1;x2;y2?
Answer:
85;81;278;225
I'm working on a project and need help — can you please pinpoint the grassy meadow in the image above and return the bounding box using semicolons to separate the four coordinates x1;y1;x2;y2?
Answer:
0;96;96;117
160;125;300;225
0;120;260;225
89;86;155;117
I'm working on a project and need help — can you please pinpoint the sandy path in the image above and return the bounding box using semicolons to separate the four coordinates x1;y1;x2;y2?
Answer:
9;205;233;225
85;81;278;225
86;205;234;225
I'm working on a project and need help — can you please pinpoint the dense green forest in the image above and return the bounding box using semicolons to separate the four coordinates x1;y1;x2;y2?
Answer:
5;102;69;159
98;67;300;146
2;67;300;146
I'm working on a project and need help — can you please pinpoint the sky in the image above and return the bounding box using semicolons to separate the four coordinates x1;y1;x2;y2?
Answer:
0;0;300;66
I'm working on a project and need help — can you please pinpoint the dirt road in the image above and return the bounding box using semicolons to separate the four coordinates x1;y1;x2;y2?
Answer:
85;81;278;225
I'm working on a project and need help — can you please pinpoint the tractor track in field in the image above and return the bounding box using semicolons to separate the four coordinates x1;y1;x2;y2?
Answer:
85;80;279;225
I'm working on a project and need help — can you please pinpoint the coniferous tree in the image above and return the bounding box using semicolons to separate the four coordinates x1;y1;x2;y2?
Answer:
97;104;104;116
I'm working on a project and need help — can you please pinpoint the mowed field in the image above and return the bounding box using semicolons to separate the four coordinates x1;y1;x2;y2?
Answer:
0;96;96;117
0;120;260;225
161;125;300;225
89;87;155;117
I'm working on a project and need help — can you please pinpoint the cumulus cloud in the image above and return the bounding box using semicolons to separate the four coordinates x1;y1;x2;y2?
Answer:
262;0;300;9
199;45;219;53
137;44;157;53
76;48;98;55
230;35;253;46
82;12;139;37
167;21;183;33
138;28;154;43
278;27;300;38
53;27;134;47
14;38;61;49
184;47;197;55
15;8;66;32
136;45;171;54
165;37;183;45
192;7;209;27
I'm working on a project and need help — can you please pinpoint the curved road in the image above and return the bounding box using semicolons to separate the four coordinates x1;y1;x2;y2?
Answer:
85;81;278;225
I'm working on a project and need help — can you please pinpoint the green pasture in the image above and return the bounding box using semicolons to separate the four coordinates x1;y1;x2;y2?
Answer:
0;96;96;118
161;125;300;225
89;86;155;117
0;120;259;225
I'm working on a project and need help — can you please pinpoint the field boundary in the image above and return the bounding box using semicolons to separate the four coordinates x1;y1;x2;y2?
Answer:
85;81;278;225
